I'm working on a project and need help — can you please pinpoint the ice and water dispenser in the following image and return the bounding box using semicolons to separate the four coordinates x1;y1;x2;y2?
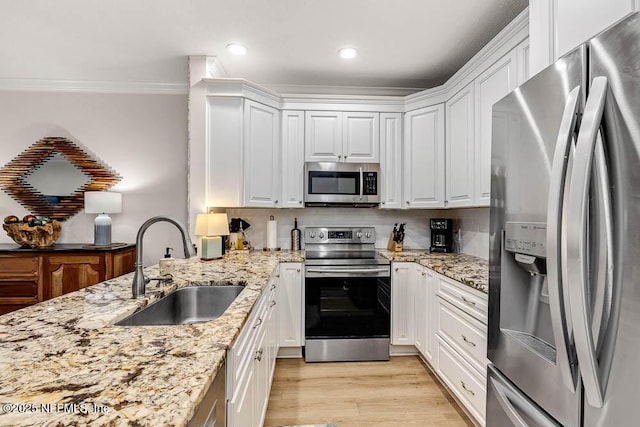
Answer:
501;222;555;360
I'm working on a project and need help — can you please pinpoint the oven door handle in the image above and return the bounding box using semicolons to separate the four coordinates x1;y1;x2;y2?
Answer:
359;166;364;200
306;268;390;275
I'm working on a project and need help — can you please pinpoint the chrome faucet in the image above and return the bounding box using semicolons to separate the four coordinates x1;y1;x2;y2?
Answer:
132;216;196;298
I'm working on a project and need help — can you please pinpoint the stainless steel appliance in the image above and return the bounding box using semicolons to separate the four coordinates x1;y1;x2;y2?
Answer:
430;218;453;253
304;226;391;362
304;162;380;207
488;13;640;426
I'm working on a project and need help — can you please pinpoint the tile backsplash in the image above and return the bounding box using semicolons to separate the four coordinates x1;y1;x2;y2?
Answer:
225;207;489;260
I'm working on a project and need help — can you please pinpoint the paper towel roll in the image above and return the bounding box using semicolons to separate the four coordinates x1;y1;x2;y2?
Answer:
267;217;278;249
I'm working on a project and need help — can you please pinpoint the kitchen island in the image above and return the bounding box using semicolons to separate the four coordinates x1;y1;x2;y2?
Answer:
0;249;486;426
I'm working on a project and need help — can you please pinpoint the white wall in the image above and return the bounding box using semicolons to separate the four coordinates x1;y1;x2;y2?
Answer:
225;206;489;259
0;91;189;266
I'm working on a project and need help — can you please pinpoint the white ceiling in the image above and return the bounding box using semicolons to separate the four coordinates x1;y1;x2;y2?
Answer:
1;0;527;93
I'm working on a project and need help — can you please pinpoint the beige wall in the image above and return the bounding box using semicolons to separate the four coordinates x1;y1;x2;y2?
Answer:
0;90;189;266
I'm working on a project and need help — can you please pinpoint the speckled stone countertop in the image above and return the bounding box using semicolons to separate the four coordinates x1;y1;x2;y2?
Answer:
0;250;303;427
378;250;488;294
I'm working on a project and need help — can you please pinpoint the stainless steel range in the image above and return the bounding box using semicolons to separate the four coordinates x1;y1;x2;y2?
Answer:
304;226;391;362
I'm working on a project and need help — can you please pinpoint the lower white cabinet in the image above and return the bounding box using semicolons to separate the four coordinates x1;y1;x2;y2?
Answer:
391;262;416;345
414;266;437;365
435;273;488;426
277;263;303;348
227;269;280;427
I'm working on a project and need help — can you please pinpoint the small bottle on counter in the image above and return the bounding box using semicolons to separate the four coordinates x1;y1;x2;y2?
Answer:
159;247;175;275
291;217;301;250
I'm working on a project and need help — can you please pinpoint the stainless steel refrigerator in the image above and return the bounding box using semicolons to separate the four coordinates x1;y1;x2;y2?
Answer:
488;12;640;427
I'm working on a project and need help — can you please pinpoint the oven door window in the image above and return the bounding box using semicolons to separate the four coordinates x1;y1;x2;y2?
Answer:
305;275;391;339
308;171;359;195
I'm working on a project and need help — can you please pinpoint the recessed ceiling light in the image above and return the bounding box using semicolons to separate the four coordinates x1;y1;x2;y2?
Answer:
338;47;358;59
227;43;248;56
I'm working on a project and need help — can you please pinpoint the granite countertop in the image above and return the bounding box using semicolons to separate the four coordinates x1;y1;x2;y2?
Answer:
0;250;303;427
378;250;488;294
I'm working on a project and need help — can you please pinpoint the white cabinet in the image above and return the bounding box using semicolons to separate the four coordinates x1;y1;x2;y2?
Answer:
281;111;305;208
414;265;438;365
277;263;303;348
228;270;280;427
516;38;530;86
305;111;379;163
379;112;403;209
205;98;280;208
474;52;517;206
445;83;475;208
244;100;281;207
435;272;489;426
391;262;416;346
403;104;445;208
554;0;635;58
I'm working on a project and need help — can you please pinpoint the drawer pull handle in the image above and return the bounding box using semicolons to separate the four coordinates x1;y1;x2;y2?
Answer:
255;348;263;361
422;272;426;276
269;300;276;307
460;380;475;396
462;335;476;347
461;296;476;306
253;317;263;329
270;284;276;290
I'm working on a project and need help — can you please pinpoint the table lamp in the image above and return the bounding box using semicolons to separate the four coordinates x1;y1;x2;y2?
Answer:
195;213;229;260
84;191;122;246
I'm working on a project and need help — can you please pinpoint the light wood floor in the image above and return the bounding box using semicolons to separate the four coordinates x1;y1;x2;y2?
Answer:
264;356;474;427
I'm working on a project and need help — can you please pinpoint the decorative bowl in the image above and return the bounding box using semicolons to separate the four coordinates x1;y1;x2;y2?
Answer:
3;220;62;248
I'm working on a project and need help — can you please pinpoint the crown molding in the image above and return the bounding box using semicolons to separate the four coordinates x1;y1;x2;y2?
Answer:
0;78;188;95
264;83;423;97
203;77;282;108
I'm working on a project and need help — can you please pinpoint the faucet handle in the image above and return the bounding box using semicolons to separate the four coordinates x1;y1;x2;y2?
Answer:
145;274;174;284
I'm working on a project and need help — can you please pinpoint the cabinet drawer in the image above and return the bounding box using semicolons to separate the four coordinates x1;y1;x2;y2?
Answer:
437;276;487;323
437;336;486;425
437;297;488;375
0;257;39;276
0;281;39;298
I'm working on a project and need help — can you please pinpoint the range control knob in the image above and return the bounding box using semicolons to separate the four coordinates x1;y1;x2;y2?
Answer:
319;231;325;239
356;231;363;239
365;231;372;238
309;231;316;238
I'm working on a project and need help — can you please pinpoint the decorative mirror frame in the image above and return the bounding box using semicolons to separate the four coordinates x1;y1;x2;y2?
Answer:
0;136;121;221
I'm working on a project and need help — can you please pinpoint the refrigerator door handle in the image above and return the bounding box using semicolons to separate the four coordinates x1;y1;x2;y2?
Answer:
546;85;581;391
567;76;608;408
490;376;529;427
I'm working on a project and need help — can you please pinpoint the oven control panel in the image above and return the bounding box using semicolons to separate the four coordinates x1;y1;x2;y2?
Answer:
304;227;376;244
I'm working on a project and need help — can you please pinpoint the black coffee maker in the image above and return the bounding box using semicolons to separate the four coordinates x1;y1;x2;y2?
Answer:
430;218;453;253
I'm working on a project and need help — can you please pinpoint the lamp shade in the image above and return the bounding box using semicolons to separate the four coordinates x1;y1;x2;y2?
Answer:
195;213;229;236
84;191;122;214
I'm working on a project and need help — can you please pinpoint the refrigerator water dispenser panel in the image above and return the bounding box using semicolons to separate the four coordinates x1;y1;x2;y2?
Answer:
504;222;546;258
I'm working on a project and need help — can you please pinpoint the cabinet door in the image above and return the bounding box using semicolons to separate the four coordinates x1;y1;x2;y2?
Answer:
107;247;136;279
305;111;342;162
379;113;403;209
554;0;635;58
278;263;303;347
391;262;416;345
228;356;256;427
475;53;516;206
425;268;438;365
244;100;280;207
342;112;379;162
46;254;105;299
516;37;530;86
446;83;475;207
255;324;269;427
281;111;305;208
403;105;445;208
414;266;428;357
0;256;42;314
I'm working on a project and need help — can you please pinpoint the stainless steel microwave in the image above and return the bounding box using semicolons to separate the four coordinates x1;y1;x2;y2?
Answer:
304;162;380;207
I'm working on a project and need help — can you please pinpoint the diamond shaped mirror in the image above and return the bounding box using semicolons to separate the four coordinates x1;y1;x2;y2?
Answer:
0;137;121;221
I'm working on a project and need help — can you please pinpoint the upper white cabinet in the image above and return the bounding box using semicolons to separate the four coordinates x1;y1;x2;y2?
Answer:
403;104;445;209
474;51;517;206
244;100;281;207
379;113;403;209
305;111;379;163
281;111;305;208
446;83;475;208
554;0;635;58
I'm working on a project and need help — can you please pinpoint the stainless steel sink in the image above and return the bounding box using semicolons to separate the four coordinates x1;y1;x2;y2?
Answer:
116;285;245;326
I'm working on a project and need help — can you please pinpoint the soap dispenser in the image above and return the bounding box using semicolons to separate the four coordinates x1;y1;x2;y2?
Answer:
159;247;175;276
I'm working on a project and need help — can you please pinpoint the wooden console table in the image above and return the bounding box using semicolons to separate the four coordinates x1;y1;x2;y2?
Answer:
0;243;136;315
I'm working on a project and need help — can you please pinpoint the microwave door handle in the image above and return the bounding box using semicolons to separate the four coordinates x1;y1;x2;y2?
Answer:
359;166;364;200
546;85;581;391
566;76;607;408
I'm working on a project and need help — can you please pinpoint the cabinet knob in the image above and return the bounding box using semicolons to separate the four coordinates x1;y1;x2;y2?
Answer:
344;155;347;160
269;300;276;307
296;268;300;272
395;268;399;272
422;272;426;276
275;200;278;204
338;155;342;159
299;200;303;204
382;201;386;205
406;201;410;205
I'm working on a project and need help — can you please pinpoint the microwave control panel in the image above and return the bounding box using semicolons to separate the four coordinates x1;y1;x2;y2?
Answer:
363;172;378;195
